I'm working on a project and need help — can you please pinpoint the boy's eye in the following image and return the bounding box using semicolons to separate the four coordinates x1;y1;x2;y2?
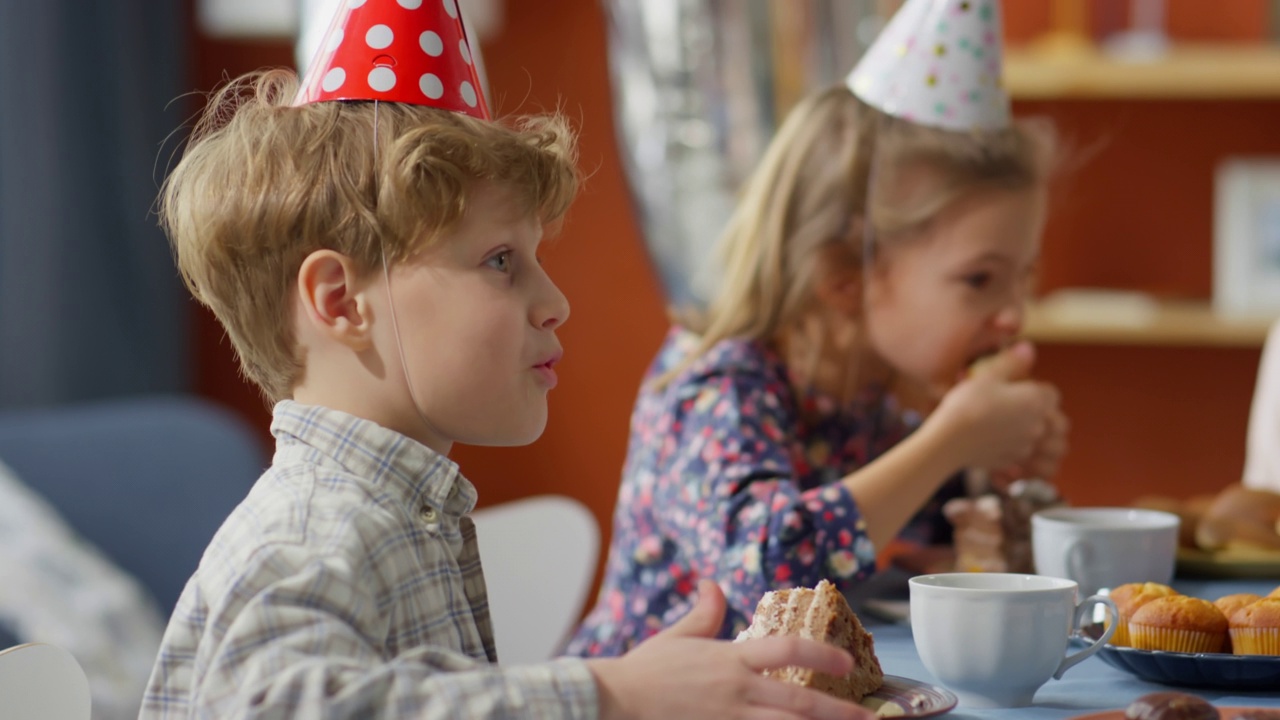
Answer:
486;251;512;272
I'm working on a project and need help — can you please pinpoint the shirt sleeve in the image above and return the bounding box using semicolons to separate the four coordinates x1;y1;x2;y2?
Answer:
654;371;877;631
160;545;598;720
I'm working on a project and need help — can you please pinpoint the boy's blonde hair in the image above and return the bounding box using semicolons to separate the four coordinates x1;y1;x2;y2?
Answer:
673;85;1056;381
161;69;579;401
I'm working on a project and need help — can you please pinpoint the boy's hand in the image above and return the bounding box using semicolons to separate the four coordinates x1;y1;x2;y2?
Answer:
931;341;1060;472
587;579;876;720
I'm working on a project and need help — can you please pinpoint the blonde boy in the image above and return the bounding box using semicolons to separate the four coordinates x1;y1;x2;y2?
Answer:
140;67;871;720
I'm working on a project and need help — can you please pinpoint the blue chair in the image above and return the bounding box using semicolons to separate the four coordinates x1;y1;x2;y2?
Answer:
0;395;266;614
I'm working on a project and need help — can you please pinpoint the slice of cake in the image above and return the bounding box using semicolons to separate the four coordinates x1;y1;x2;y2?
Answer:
737;579;884;702
944;477;1064;573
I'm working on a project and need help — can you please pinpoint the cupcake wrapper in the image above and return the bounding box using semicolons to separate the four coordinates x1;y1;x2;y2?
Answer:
1229;628;1280;655
1108;617;1131;647
1129;624;1225;654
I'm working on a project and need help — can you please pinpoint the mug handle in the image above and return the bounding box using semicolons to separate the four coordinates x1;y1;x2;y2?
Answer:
1053;594;1118;680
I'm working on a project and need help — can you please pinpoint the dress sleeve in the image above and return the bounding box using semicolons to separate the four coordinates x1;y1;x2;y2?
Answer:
147;545;598;720
653;371;877;630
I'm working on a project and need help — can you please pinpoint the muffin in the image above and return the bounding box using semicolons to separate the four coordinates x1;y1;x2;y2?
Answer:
1267;586;1280;600
1228;597;1280;656
1109;582;1180;647
1214;593;1263;652
1216;593;1263;619
1129;596;1228;654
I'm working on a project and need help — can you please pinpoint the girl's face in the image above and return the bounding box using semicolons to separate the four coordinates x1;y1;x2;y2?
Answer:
862;186;1046;396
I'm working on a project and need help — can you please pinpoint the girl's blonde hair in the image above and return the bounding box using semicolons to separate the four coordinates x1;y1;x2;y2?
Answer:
161;69;580;402
669;85;1056;384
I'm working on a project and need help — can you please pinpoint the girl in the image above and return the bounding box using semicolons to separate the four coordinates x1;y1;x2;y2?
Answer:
568;0;1067;656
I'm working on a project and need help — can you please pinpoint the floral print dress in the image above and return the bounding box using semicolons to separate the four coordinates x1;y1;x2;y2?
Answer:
566;328;961;657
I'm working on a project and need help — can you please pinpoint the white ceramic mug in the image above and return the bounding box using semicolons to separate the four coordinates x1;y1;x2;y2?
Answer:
1031;507;1179;597
909;573;1116;708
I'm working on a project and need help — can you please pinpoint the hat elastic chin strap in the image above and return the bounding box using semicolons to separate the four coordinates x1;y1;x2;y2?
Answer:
373;100;443;446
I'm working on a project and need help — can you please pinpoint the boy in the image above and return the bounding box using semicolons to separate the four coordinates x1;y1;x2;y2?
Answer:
141;2;871;718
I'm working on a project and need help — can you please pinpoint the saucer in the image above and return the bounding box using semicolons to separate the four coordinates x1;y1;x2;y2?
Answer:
860;674;957;718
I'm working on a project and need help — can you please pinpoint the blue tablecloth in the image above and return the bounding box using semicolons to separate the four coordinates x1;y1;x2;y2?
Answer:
858;576;1280;718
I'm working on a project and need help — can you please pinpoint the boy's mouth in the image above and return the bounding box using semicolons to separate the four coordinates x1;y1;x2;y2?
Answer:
532;351;562;389
534;351;562;370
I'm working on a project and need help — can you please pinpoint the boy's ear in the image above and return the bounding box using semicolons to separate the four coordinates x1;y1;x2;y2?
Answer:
297;250;374;350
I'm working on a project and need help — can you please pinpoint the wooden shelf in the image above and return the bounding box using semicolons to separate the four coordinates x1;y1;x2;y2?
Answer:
1024;297;1274;347
1005;43;1280;99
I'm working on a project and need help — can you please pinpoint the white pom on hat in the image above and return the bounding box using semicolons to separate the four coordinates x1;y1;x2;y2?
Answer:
847;0;1010;131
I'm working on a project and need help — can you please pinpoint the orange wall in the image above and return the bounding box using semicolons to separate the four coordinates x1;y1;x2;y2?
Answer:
188;1;1280;591
1005;0;1270;44
1001;0;1280;505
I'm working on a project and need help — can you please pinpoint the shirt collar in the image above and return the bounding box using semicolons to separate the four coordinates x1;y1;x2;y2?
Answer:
270;400;477;516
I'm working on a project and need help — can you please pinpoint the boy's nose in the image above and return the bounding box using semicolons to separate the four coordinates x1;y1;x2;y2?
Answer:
533;276;570;330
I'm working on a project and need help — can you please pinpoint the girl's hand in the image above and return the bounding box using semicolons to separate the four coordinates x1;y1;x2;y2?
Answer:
930;341;1060;472
588;580;876;720
995;404;1070;482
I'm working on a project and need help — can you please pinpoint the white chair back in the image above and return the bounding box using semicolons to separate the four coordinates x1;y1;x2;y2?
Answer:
0;643;90;720
471;495;599;664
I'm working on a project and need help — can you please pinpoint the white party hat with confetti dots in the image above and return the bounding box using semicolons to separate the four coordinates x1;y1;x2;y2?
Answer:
295;0;489;119
847;0;1009;131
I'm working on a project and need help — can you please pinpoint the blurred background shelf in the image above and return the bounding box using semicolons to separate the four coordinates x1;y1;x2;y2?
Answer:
1005;44;1280;99
1025;295;1275;347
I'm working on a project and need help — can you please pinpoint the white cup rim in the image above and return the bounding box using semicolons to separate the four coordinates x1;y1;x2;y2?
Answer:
909;572;1078;593
1031;506;1179;529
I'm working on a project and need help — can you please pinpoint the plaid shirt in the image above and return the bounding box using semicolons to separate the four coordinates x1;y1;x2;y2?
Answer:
140;400;598;719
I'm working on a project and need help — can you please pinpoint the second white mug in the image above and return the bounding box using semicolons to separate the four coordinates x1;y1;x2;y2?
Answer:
1031;507;1180;597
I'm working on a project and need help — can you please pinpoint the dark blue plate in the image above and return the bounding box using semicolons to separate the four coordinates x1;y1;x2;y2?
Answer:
1073;624;1280;690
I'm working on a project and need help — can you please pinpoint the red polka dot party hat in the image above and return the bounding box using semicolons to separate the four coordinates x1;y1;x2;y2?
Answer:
847;0;1009;131
295;0;489;119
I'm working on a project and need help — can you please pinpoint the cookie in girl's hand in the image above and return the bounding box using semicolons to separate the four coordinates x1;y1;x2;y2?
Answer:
966;341;1035;382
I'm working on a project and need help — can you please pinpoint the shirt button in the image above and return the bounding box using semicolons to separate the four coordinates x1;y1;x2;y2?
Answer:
419;505;438;523
448;483;460;499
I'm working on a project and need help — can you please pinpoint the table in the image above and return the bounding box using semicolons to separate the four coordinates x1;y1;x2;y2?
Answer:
857;576;1280;719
